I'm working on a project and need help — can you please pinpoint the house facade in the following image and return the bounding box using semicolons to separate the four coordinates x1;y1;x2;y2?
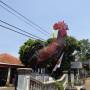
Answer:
0;53;23;86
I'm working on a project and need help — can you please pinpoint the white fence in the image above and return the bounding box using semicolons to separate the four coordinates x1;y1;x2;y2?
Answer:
17;68;68;90
29;74;68;90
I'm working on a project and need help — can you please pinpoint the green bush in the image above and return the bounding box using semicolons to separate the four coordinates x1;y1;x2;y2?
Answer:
55;81;64;90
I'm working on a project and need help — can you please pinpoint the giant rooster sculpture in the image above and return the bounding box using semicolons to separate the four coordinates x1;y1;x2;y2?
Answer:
29;21;69;69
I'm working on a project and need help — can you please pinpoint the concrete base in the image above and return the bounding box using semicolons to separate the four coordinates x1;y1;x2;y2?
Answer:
65;85;86;90
75;86;86;90
65;86;77;90
0;87;15;90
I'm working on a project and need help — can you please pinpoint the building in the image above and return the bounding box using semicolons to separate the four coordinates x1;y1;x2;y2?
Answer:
0;53;23;86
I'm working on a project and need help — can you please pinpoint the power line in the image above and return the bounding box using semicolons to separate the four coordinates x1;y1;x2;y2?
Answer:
0;19;45;40
0;24;38;39
0;4;24;22
0;4;48;37
0;0;50;36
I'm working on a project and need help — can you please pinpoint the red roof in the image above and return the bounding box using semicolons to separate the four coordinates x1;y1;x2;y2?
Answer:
0;53;22;65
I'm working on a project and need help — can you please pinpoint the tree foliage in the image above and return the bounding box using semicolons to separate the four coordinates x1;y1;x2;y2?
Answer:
19;36;90;79
19;39;45;67
19;36;80;67
50;36;80;79
55;81;64;90
78;39;90;61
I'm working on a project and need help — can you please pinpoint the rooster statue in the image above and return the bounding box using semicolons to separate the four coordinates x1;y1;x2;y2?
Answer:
29;21;69;70
37;21;68;63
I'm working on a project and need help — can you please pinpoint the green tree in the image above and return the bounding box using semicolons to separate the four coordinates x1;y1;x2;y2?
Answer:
19;36;80;79
60;36;80;71
55;81;64;90
45;38;53;45
19;39;45;67
78;39;90;61
45;36;80;78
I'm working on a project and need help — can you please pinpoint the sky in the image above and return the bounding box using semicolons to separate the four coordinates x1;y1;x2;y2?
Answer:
0;0;90;57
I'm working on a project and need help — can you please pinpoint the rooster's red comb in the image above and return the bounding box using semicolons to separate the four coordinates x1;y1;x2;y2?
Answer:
53;21;69;31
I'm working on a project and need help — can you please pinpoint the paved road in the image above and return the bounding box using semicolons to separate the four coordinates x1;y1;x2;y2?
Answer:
85;77;90;90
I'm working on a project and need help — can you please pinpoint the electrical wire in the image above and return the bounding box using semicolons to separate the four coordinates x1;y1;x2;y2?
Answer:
0;4;48;37
0;19;45;40
0;24;39;39
0;0;50;36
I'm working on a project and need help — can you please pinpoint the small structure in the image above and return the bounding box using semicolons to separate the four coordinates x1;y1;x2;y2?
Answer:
71;61;83;85
0;53;23;86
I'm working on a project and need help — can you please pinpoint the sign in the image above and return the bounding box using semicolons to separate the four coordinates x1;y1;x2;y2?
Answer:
71;61;82;69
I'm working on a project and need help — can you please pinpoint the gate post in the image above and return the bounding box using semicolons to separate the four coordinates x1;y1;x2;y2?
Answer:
17;68;32;90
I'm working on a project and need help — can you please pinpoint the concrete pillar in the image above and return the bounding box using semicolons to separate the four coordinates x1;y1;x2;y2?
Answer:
71;71;74;87
17;68;32;90
63;71;68;82
6;67;11;86
63;71;68;90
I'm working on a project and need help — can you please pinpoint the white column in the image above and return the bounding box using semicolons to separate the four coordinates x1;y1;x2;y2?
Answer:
26;76;30;90
17;68;32;90
71;73;74;87
30;81;33;90
76;69;79;82
6;67;11;86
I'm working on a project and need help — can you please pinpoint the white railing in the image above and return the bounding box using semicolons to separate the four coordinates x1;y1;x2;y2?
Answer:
17;68;68;90
30;74;68;90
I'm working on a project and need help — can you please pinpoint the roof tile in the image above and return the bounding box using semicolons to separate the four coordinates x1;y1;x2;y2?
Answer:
0;53;22;65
